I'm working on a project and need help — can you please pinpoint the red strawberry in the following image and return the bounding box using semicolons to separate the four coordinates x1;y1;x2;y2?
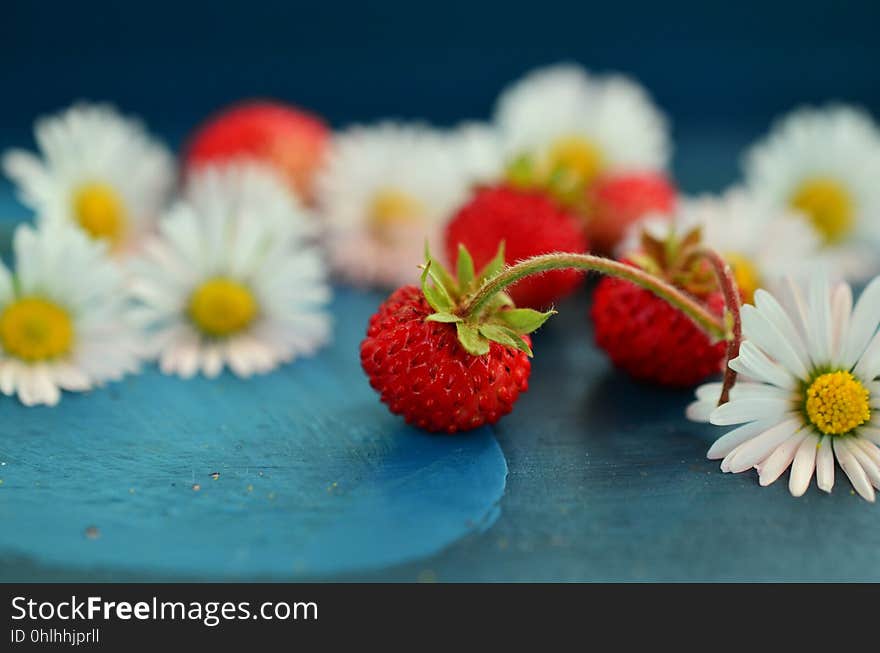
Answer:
591;273;726;386
184;100;329;202
361;245;553;434
445;185;588;310
585;172;676;255
361;285;531;433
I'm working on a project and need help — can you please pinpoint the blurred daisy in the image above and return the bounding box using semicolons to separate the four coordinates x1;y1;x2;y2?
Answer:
130;163;331;379
688;274;880;501
448;122;503;185
495;63;670;208
0;222;140;406
316;122;478;288
2;103;174;254
744;105;880;279
620;189;821;303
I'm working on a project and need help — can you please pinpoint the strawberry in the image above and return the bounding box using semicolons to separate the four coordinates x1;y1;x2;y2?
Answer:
184;100;329;202
444;185;588;310
585;172;676;255
590;227;726;387
361;245;553;434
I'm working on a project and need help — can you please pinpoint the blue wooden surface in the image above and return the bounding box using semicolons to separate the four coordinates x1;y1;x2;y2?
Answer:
2;129;880;581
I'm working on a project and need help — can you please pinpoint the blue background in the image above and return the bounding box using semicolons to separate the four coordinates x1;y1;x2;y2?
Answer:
2;0;880;581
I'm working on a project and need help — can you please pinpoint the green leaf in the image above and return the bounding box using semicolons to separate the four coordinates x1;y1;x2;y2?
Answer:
456;323;490;356
421;261;453;313
425;312;462;323
477;241;506;284
494;308;556;334
456;244;475;290
478;324;533;357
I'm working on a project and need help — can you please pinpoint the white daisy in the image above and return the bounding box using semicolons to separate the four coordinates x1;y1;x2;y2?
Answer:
2;102;175;255
494;63;670;206
619;188;821;303
743;105;880;279
0;222;140;406
316;122;478;288
129;163;331;379
688;273;880;501
448;122;504;186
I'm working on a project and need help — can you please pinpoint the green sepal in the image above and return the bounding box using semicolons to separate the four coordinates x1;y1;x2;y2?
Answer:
424;241;458;298
476;241;506;286
420;261;453;313
478;324;534;357
456;322;490;356
493;307;556;334
425;312;462;323
456;244;475;290
505;155;536;189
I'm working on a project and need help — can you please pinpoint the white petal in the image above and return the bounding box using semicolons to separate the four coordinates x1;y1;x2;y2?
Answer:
841;276;880;368
728;417;803;473
789;432;820;497
759;431;808;486
830;282;852;365
833;438;875;502
846;439;880;490
741;304;810;379
816;436;835;493
805;273;833;366
710;398;793;426
728;341;796;389
853;330;880;381
706;417;781;460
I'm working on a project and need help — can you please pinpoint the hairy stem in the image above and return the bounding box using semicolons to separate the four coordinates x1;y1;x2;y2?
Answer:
688;248;743;406
459;253;728;342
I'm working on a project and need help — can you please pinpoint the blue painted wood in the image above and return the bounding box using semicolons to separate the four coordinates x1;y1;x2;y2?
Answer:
3;136;880;581
0;280;507;579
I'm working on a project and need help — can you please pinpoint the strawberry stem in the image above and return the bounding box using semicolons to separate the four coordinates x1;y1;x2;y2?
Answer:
688;247;742;407
459;252;730;344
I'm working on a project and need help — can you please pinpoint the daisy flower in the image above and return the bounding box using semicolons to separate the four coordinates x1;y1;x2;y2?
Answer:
743;105;880;279
494;63;670;207
0;222;140;406
316;122;479;288
129;163;331;379
2;103;174;254
688;274;880;501
620;189;821;303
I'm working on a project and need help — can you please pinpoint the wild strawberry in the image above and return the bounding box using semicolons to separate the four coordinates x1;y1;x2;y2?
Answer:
361;245;553;434
444;185;588;310
585;172;676;255
590;227;726;387
184;100;329;202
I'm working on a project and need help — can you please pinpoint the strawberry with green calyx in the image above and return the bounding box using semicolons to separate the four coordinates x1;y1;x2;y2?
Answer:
591;225;737;387
363;241;741;434
360;244;551;434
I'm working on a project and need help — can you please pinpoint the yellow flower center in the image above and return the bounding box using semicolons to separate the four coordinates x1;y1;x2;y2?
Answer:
0;297;74;361
367;189;426;241
789;178;854;244
724;252;761;304
805;371;871;436
505;135;605;210
188;278;258;337
546;135;605;187
72;182;128;244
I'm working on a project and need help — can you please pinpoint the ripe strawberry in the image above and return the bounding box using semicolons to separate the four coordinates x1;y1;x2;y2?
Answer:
361;245;553;434
590;227;726;387
585;172;676;255
445;184;588;310
184;100;329;202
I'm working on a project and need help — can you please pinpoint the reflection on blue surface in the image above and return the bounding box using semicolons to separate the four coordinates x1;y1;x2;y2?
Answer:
0;289;507;578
